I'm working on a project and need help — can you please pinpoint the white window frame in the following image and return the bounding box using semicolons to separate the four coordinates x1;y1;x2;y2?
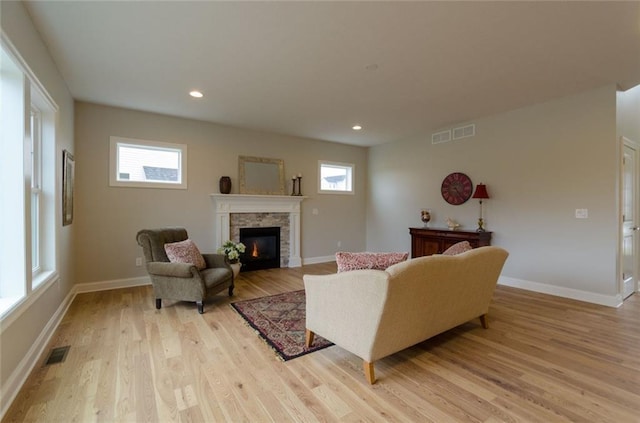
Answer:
318;160;355;195
109;136;188;189
1;34;59;319
31;107;42;276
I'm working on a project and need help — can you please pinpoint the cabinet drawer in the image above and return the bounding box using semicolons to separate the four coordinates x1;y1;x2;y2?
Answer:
409;227;492;258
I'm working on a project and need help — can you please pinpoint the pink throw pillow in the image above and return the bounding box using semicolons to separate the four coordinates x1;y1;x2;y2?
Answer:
336;251;409;273
442;241;472;255
164;239;206;270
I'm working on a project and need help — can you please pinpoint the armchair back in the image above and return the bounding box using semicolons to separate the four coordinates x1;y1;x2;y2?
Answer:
137;227;188;263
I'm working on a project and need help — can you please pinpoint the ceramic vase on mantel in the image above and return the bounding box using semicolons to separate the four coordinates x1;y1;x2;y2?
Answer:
219;176;232;194
230;262;241;279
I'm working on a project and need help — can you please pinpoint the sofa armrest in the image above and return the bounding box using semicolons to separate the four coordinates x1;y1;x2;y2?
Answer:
303;270;390;361
147;261;197;278
202;253;231;270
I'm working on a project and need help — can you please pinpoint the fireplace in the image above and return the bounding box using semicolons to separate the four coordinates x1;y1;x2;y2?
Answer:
210;194;305;267
239;227;281;271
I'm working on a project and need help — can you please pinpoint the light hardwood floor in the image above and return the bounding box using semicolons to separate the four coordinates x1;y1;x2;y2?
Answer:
4;263;640;422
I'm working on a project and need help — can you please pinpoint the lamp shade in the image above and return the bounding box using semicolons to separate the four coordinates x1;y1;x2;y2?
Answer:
472;183;489;199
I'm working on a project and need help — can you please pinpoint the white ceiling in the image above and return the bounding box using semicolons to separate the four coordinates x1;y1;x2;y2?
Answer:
23;1;640;147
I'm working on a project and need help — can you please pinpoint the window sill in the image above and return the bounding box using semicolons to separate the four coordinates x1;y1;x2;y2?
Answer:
318;190;355;195
0;296;22;320
0;270;58;327
32;269;57;290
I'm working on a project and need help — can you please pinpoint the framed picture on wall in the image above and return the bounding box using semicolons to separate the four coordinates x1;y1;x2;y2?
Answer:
62;149;74;226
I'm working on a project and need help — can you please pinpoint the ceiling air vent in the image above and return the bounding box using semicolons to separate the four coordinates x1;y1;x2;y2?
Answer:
431;130;451;144
452;124;475;140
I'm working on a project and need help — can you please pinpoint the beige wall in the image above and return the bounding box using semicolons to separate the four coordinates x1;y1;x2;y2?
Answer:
74;102;367;284
0;0;75;405
367;85;620;303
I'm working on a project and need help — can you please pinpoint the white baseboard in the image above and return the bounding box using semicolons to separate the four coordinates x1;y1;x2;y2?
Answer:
74;276;151;293
498;276;623;308
76;274;623;308
302;255;335;265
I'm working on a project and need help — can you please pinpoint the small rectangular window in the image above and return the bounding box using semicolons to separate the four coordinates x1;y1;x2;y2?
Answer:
109;136;187;189
318;161;354;194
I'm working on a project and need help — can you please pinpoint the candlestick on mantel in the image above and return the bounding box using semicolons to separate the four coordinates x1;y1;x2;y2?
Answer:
296;176;302;196
291;177;297;196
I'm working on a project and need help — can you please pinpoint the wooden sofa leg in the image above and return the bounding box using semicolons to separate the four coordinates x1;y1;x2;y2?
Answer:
479;314;489;329
155;298;161;309
363;361;376;384
197;301;204;314
305;329;315;348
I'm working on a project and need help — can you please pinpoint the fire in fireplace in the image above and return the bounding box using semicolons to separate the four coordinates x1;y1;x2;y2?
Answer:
239;227;281;271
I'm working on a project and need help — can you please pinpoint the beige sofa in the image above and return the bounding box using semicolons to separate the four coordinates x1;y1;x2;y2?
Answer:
304;246;509;384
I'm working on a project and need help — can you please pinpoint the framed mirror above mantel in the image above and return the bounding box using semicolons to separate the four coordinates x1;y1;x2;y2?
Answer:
238;156;285;195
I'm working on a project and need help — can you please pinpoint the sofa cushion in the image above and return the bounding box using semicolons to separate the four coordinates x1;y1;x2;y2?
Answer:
336;251;409;273
164;239;206;270
442;241;472;255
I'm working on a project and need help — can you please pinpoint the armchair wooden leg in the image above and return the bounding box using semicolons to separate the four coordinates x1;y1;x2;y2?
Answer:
479;314;489;329
305;329;315;348
363;361;376;384
197;301;204;314
228;286;234;297
155;298;161;309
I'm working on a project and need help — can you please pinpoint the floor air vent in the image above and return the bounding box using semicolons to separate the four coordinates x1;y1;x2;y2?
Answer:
45;346;70;365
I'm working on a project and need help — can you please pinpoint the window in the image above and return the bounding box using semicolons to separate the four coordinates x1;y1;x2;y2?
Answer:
318;161;355;194
1;36;58;317
31;108;42;275
109;136;188;189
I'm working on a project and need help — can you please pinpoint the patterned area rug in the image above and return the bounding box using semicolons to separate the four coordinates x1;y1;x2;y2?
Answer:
231;289;333;361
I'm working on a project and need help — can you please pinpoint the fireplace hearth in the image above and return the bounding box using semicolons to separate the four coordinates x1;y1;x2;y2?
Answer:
239;227;281;271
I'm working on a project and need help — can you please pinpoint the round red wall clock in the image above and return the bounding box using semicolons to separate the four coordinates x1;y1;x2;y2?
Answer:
441;172;473;205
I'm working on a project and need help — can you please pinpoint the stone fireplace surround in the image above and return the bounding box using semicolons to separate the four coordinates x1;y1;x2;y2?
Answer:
210;194;306;267
233;214;288;267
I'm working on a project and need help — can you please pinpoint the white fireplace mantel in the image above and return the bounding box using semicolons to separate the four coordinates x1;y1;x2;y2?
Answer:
210;194;306;267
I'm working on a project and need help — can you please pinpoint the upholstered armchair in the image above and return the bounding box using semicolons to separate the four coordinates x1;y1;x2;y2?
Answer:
136;227;234;314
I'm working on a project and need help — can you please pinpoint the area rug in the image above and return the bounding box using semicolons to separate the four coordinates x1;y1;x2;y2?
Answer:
230;289;333;361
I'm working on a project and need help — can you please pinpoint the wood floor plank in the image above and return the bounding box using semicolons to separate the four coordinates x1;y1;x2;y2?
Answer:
4;263;640;423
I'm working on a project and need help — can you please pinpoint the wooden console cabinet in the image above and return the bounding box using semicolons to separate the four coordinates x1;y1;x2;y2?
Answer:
409;227;492;258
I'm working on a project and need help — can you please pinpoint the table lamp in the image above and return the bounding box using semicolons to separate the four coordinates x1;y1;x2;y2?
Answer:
472;183;489;232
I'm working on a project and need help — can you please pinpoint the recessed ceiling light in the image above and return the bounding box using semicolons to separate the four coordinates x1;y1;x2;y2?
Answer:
352;125;363;131
189;90;204;98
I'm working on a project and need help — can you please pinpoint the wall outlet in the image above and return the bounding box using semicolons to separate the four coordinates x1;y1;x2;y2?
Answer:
135;257;142;266
575;209;588;219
